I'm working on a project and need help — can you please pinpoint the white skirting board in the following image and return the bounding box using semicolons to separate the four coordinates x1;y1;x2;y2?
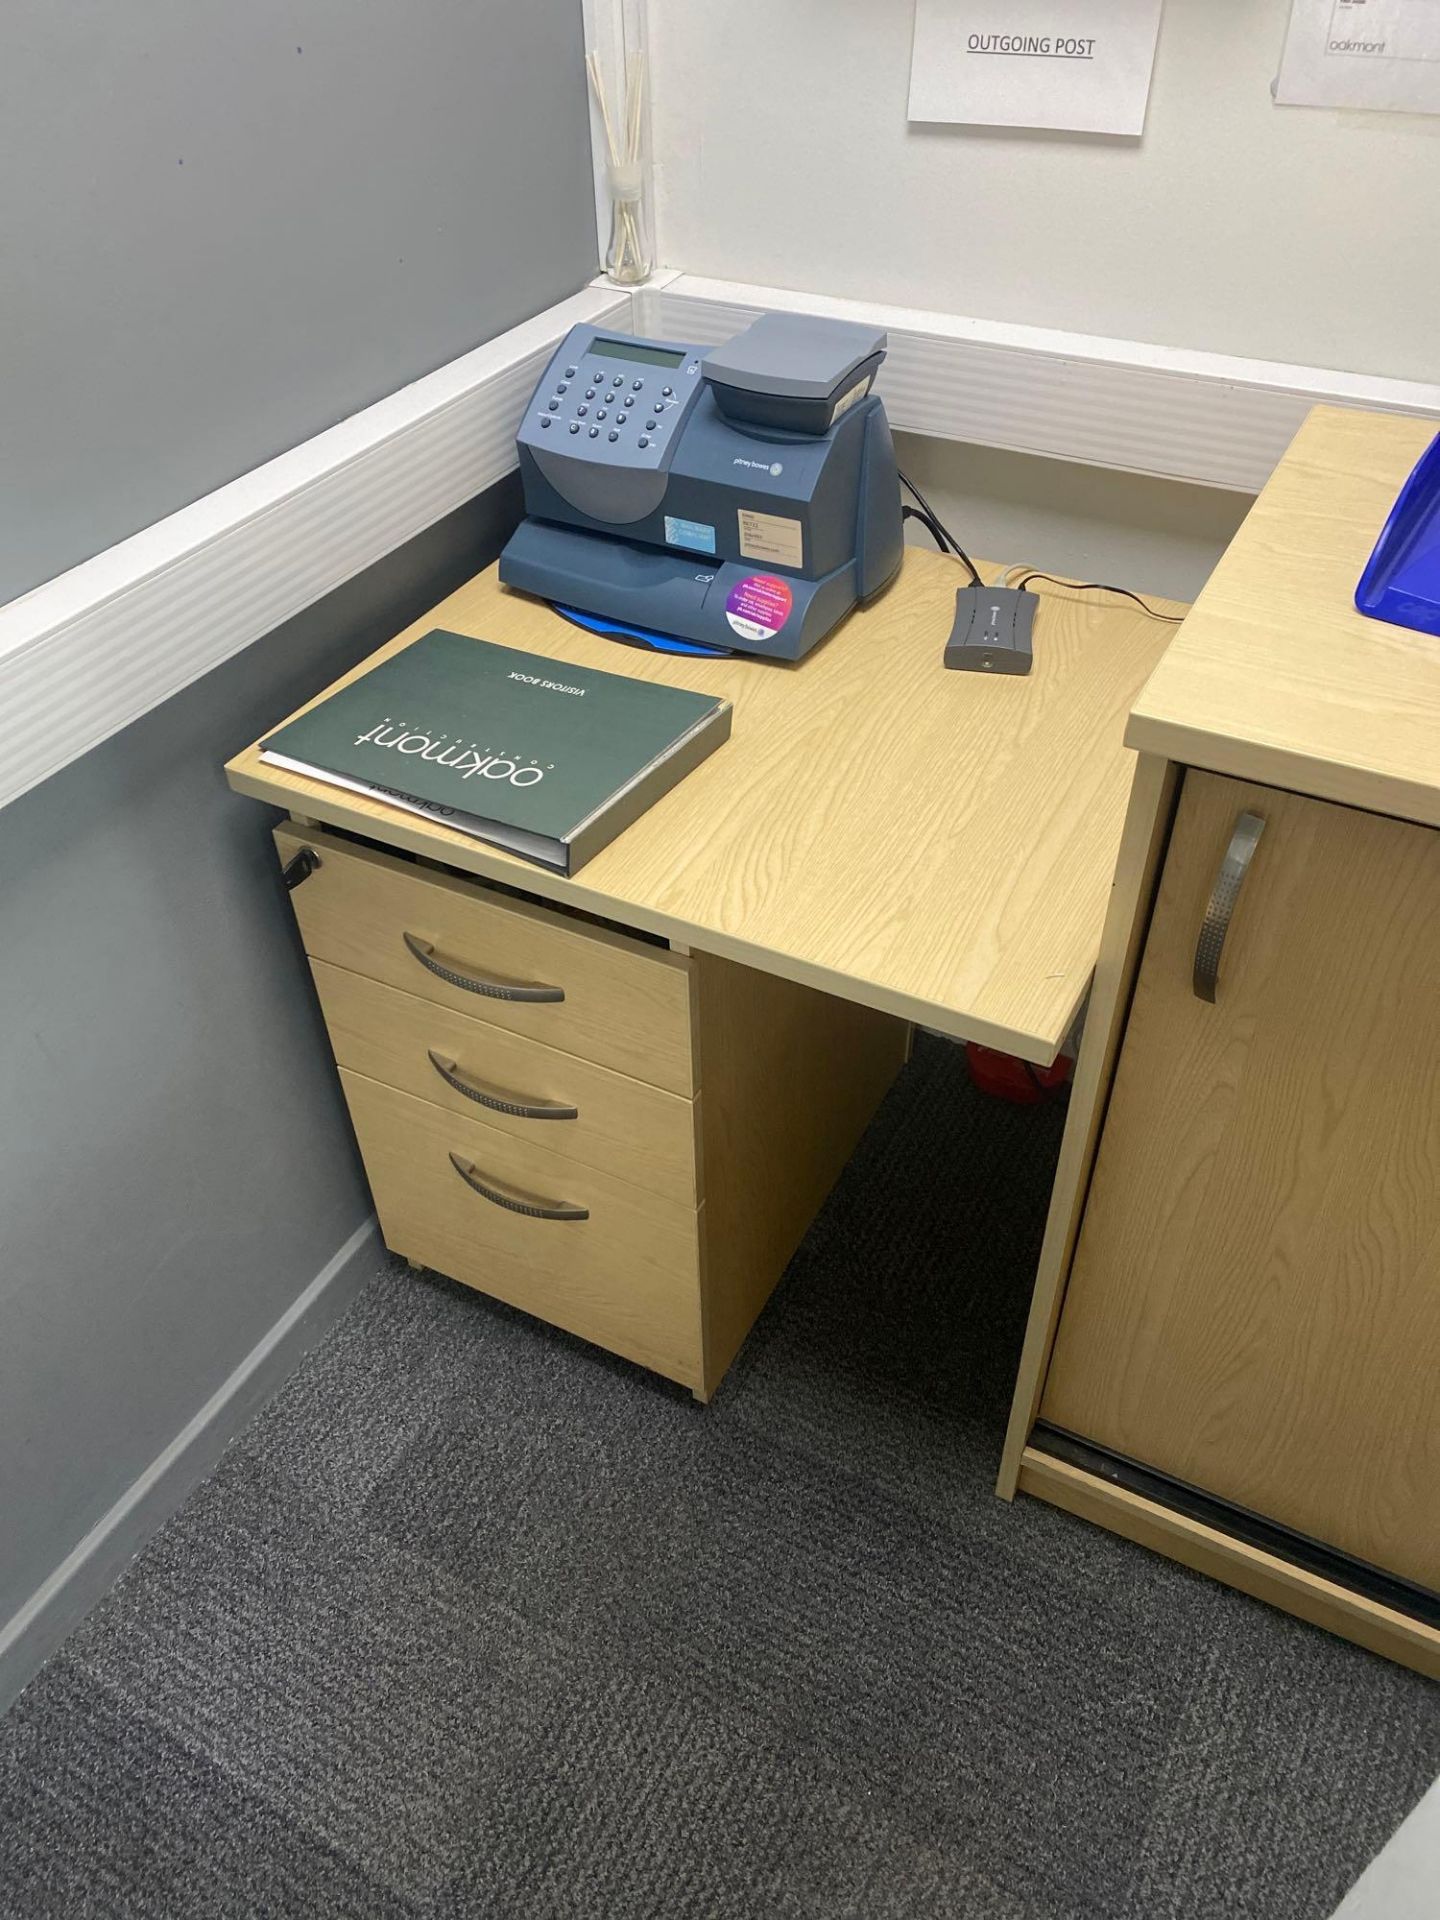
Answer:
4;268;1437;819
1329;1777;1440;1920
0;1218;382;1715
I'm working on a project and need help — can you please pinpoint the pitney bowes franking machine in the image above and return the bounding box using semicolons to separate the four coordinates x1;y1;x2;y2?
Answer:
499;311;905;660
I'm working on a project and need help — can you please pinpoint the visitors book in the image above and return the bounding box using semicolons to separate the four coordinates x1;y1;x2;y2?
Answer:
260;630;731;874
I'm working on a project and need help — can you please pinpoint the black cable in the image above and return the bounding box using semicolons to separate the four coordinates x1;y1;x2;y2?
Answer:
901;504;975;583
897;467;1181;623
901;503;951;550
1010;569;1184;624
897;470;982;587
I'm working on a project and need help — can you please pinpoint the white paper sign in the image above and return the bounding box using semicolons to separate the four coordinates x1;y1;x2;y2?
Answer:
1276;0;1440;113
908;0;1164;136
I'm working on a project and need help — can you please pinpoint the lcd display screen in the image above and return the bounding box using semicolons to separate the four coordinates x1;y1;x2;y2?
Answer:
590;336;686;369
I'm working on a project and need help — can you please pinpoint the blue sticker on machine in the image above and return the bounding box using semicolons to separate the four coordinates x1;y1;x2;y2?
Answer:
664;515;717;555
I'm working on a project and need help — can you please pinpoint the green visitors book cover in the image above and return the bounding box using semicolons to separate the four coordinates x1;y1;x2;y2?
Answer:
260;630;732;874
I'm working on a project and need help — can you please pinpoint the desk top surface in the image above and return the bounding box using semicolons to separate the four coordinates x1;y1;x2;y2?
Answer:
226;548;1181;1063
1128;406;1440;829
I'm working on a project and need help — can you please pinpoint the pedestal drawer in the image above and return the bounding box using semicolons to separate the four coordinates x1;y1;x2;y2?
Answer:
312;960;698;1205
276;823;694;1094
340;1069;704;1389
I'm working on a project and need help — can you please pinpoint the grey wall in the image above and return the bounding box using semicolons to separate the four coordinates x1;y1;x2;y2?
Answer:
0;0;596;1703
0;475;522;1694
0;0;595;604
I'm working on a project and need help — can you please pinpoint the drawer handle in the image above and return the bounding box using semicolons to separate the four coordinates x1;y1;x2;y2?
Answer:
428;1050;578;1121
403;931;564;1003
1193;810;1266;1003
448;1151;589;1221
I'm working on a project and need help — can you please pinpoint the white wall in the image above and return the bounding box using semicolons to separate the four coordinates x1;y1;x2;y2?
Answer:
895;434;1252;601
650;0;1439;383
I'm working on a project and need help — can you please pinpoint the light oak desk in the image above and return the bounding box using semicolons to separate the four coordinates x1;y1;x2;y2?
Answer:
227;547;1176;1399
1002;407;1440;1678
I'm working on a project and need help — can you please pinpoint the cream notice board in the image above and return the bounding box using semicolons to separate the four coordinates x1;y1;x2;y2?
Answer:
908;0;1164;134
1277;0;1440;112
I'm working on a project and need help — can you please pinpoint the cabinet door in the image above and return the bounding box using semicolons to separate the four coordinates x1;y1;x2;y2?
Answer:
1041;770;1440;1592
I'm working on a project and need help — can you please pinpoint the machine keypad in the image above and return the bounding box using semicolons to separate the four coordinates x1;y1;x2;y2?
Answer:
532;337;704;467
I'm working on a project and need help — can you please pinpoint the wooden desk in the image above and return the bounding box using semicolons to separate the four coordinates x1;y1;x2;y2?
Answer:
230;426;1440;1666
1002;407;1440;1679
227;547;1175;1401
228;548;1180;1067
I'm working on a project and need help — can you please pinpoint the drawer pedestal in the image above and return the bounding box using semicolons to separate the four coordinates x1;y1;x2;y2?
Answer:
277;820;908;1398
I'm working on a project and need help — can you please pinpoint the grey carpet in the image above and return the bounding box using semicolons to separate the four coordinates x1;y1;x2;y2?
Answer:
2;1034;1436;1919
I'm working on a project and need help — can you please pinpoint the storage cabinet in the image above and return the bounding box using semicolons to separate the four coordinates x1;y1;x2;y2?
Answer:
275;820;908;1398
1038;770;1440;1599
996;405;1440;1677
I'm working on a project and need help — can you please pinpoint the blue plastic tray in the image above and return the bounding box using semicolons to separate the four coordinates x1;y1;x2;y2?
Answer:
1355;430;1440;638
554;603;733;659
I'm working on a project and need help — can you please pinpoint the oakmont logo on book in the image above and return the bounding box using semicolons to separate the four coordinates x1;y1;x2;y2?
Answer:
353;718;549;786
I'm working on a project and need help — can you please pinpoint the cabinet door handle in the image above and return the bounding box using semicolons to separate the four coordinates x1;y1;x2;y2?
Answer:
1193;810;1266;1003
282;845;322;890
403;931;564;1002
448;1151;589;1221
428;1050;578;1121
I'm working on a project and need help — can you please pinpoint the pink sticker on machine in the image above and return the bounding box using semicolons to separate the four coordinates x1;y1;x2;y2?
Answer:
724;573;793;643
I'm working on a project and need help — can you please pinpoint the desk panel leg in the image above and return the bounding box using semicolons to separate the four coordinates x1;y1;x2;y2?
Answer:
995;752;1180;1499
692;954;909;1399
